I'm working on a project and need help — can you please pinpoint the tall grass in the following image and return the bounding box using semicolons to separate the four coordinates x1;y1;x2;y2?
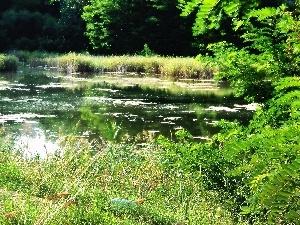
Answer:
50;54;218;78
10;51;218;78
0;134;251;225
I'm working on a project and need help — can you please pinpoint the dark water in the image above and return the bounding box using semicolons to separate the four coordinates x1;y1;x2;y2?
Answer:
0;71;256;157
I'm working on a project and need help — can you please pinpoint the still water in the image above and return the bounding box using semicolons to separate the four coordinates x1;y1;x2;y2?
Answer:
0;70;256;157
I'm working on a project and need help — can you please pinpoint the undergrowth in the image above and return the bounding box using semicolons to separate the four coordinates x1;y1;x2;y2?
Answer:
156;77;300;224
0;133;249;225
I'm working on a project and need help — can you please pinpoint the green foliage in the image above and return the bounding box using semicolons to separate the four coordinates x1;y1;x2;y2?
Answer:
0;54;18;71
179;0;299;102
0;133;246;224
138;44;156;57
156;129;230;189
55;0;90;52
242;4;300;77
178;0;260;35
179;0;221;34
220;78;300;224
248;77;300;129
1;0;197;55
195;3;299;102
82;0;195;55
0;0;90;52
0;8;63;52
155;77;300;223
221;124;300;223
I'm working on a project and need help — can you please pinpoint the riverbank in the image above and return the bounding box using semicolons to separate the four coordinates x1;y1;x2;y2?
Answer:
6;51;217;79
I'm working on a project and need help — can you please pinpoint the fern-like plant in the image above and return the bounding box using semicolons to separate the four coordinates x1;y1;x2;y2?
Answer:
219;77;300;223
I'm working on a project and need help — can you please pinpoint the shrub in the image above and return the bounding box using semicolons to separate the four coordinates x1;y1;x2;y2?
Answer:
208;77;300;223
0;54;18;72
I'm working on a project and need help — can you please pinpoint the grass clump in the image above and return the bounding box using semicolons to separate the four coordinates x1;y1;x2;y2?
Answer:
0;134;250;225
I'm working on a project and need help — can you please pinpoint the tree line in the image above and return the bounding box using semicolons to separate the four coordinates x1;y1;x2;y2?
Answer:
0;0;200;56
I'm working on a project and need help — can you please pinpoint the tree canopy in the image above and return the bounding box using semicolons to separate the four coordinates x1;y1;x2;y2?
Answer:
81;0;197;55
0;0;197;55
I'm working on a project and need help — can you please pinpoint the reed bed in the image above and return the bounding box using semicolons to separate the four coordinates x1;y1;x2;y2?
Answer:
8;51;218;79
0;134;249;225
47;54;218;79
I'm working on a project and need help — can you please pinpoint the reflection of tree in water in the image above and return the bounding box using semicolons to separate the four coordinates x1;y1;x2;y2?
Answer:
192;103;254;138
80;102;124;142
18;72;58;86
192;104;220;137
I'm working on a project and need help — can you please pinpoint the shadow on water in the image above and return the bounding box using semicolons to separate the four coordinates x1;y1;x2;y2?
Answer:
0;71;255;157
87;81;242;104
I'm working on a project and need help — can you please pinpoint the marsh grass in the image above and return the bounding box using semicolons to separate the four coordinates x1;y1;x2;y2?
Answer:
9;51;218;78
45;54;217;78
0;134;251;225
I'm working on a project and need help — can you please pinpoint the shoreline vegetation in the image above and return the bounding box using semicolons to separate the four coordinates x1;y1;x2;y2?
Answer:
0;51;217;79
0;134;250;225
0;54;18;72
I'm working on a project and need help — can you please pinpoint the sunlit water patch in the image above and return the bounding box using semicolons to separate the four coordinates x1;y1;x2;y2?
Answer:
13;123;60;159
0;113;55;123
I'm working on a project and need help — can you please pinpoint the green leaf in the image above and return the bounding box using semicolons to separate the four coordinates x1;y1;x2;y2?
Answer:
223;2;239;16
270;207;283;213
233;20;244;31
248;7;277;21
240;206;251;214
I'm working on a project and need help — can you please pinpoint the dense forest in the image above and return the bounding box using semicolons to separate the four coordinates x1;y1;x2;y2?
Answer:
0;0;199;55
0;0;256;56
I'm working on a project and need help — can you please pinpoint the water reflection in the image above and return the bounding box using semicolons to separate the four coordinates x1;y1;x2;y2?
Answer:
14;122;59;158
0;71;255;157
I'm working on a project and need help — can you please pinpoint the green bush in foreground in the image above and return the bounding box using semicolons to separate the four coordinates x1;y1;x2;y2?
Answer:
0;54;18;72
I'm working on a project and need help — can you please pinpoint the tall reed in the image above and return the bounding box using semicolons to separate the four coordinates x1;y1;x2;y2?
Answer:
9;51;219;78
43;54;218;79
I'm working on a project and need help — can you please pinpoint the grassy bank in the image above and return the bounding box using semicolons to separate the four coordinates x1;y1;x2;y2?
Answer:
0;54;18;72
0;134;251;225
10;51;217;78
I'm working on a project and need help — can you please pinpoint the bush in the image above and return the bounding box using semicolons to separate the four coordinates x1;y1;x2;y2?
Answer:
0;54;18;72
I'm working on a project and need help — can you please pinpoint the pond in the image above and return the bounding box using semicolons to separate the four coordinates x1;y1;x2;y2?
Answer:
0;70;256;157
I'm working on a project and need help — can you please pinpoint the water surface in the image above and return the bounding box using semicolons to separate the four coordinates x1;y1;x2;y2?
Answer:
0;71;255;157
